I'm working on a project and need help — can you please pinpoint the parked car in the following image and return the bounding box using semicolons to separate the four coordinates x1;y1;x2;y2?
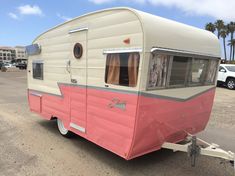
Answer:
17;63;27;70
1;63;17;71
217;64;235;89
2;63;13;68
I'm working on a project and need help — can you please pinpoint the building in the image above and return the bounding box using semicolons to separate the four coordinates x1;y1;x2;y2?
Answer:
15;46;27;63
15;46;26;60
0;46;16;63
0;46;26;63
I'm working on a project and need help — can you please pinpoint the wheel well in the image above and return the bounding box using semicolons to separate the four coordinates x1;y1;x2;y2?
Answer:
50;116;57;120
226;77;235;82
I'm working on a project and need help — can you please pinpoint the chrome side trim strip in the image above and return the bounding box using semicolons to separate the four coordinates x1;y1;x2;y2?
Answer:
30;92;42;97
70;123;86;133
69;27;88;34
151;47;220;58
28;85;215;102
139;87;215;102
103;48;142;54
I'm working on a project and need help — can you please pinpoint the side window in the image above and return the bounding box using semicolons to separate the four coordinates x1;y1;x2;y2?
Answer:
105;52;140;87
219;66;225;72
33;62;43;80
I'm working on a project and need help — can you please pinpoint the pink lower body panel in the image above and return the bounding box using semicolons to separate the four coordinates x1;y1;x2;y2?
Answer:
28;84;215;160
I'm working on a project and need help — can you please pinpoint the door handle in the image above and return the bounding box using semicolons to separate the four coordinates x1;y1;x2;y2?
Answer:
66;60;71;73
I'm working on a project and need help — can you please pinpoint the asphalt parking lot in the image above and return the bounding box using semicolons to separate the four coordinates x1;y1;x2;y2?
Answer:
0;71;234;176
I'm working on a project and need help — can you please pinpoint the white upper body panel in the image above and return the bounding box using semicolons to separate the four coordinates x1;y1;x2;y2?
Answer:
134;9;220;57
28;7;220;96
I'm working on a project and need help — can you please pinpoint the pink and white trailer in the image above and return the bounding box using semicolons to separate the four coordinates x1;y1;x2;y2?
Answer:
27;7;234;166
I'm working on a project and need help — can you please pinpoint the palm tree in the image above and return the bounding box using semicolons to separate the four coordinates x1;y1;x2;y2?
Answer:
228;39;235;61
227;22;235;60
205;22;216;33
220;29;228;60
215;20;225;39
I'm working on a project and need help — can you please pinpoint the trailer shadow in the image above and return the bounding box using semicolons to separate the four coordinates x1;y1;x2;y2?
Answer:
38;120;234;176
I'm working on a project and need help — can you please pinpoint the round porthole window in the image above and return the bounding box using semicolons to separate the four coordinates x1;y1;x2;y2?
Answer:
73;43;83;59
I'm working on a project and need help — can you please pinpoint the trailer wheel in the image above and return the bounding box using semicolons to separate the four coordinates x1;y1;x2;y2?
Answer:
57;119;73;138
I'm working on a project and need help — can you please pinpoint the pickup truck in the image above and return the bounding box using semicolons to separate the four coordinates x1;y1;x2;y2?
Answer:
217;64;235;89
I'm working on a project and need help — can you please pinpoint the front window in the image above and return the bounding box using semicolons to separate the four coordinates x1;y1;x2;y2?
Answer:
169;56;190;86
147;52;219;89
189;59;208;85
105;52;140;87
225;66;235;72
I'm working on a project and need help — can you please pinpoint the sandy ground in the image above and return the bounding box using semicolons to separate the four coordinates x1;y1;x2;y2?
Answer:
0;71;234;176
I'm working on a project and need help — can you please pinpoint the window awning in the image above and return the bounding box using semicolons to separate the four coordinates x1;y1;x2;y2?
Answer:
103;48;142;54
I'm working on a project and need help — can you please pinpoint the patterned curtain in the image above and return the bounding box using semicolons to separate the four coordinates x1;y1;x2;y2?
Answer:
148;54;169;88
206;60;218;83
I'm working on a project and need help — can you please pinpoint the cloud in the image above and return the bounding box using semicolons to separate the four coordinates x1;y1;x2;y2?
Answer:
17;5;43;16
8;12;19;20
88;0;235;21
8;4;44;20
89;0;145;4
57;13;72;21
148;0;235;21
89;0;115;4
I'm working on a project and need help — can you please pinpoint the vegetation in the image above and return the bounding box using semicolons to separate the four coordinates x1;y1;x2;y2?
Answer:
205;20;235;62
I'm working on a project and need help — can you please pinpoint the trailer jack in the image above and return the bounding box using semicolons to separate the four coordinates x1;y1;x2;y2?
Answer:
162;135;235;170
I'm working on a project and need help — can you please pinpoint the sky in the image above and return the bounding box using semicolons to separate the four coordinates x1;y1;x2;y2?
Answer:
1;0;235;57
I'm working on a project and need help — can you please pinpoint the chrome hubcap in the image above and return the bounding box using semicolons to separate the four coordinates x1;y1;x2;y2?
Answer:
57;119;69;135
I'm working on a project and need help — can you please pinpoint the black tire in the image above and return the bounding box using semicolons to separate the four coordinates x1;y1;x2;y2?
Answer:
56;119;74;138
226;78;235;90
217;81;223;87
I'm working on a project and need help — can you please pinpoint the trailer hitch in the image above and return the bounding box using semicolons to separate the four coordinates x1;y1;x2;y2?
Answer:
162;134;235;170
187;136;200;167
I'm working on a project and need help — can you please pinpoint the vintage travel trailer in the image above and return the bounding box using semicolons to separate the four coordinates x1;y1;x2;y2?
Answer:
27;7;234;164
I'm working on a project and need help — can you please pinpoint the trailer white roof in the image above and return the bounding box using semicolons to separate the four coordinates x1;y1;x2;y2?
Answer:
134;9;220;57
33;7;221;58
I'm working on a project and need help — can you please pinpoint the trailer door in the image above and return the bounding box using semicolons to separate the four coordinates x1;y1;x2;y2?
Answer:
68;29;88;134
